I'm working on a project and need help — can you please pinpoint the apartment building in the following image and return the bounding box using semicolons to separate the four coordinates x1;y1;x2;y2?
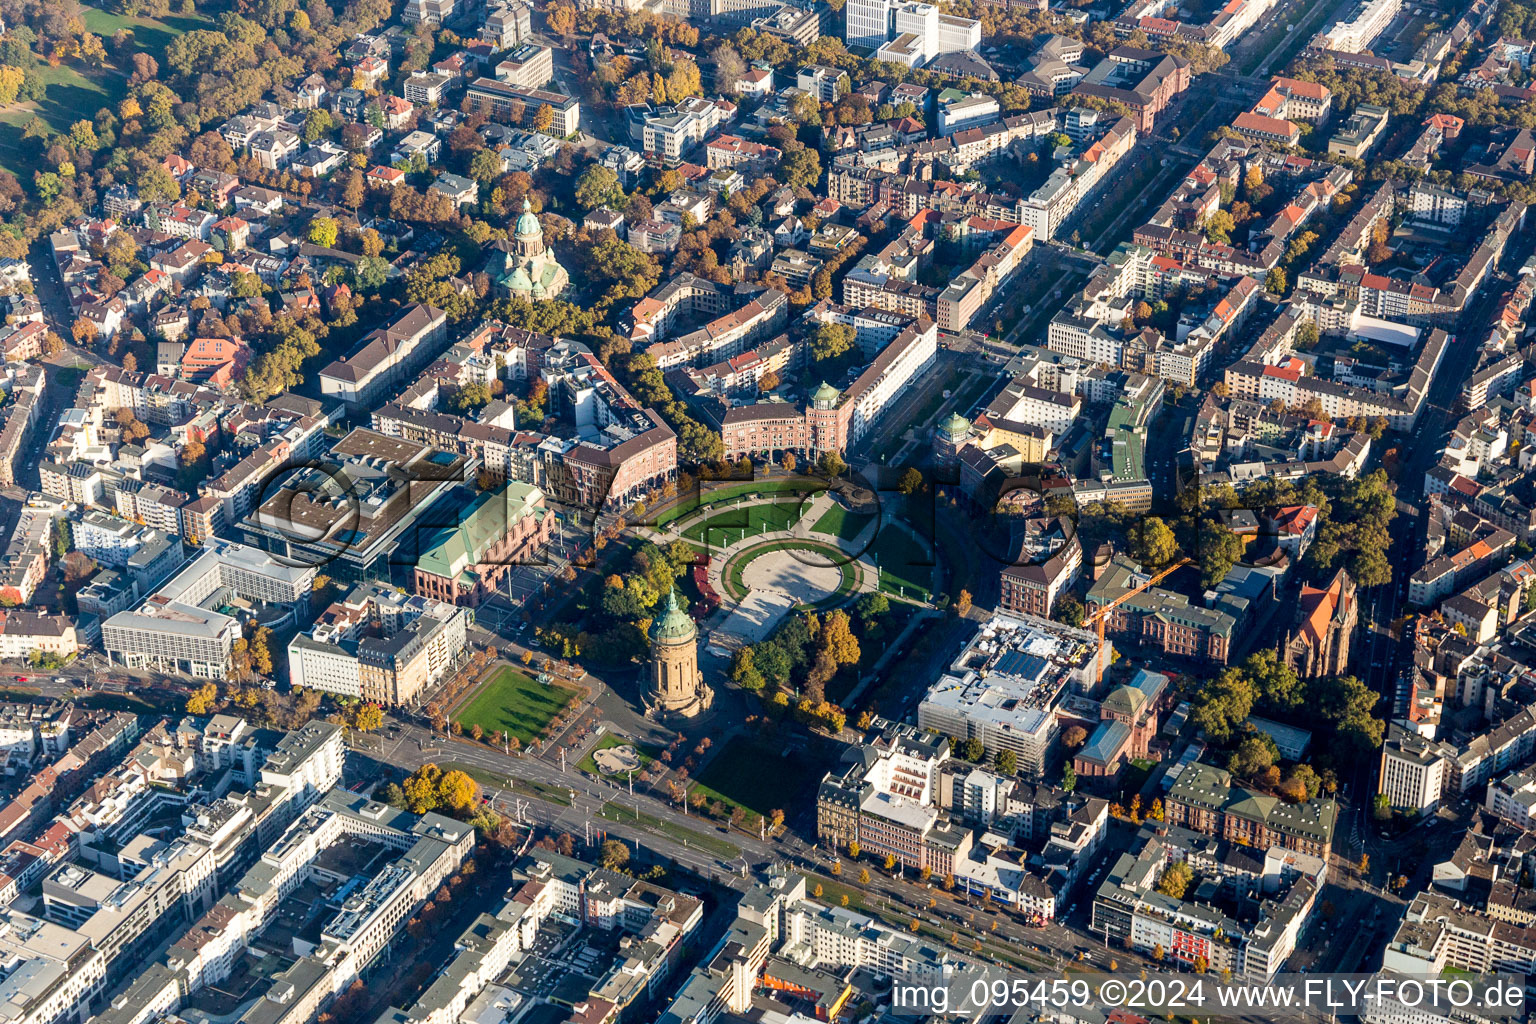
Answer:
719;317;937;460
642;98;730;165
998;517;1083;618
1312;0;1400;52
1093;829;1325;981
494;44;552;90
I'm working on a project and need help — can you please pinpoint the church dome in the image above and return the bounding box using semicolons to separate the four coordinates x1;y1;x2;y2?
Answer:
650;589;696;644
515;198;541;239
507;265;533;292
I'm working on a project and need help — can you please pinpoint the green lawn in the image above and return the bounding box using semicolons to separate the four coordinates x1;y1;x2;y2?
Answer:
451;666;580;745
577;733;661;776
870;527;934;600
689;736;820;825
82;7;213;56
654;477;827;526
683;499;806;543
597;801;740;858
812;504;875;542
0;63;121;176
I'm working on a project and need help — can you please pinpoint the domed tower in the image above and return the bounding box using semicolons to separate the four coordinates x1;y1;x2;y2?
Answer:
646;589;713;718
514;198;544;257
810;381;840;410
933;411;973;467
806;380;844;456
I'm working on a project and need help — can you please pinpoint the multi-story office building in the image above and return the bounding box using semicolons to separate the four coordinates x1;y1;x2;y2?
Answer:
1165;761;1337;858
916;613;1109;779
319;304;449;411
845;0;979;57
288;584;470;706
463;79;581;136
103;541;313;678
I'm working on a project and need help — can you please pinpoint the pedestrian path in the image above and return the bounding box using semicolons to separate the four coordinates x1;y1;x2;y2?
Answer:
701;525;878;602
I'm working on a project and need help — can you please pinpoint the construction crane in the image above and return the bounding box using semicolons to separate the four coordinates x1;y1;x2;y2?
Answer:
1083;557;1194;683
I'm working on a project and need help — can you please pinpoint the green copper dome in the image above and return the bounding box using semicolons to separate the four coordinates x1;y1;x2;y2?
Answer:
515;197;540;238
650;588;696;643
940;412;971;438
811;380;840;404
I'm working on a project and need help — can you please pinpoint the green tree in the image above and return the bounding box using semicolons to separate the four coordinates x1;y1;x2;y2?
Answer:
779;145;822;189
451;382;492;414
1226;734;1276;780
996;749;1017;775
898;467;924;495
810;322;854;364
353;256;390;291
575;165;626;211
1198;520;1244;587
303;108;336;143
1134;516;1179;566
599;839;630;871
818;451;847;479
1055;594;1085;627
1204;210;1235;244
469;148;504;186
1190;666;1257;743
730;646;765;690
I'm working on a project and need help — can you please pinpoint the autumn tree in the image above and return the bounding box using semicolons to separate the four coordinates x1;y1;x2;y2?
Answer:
599;839;630;871
307;217;339;248
185;682;218;714
819;609;860;667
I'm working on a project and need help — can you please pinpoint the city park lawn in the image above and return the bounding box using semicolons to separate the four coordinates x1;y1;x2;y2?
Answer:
811;504;875;542
82;7;214;55
682;499;805;544
0;67;108;175
687;736;821;827
451;665;580;746
869;526;934;601
654;476;824;526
